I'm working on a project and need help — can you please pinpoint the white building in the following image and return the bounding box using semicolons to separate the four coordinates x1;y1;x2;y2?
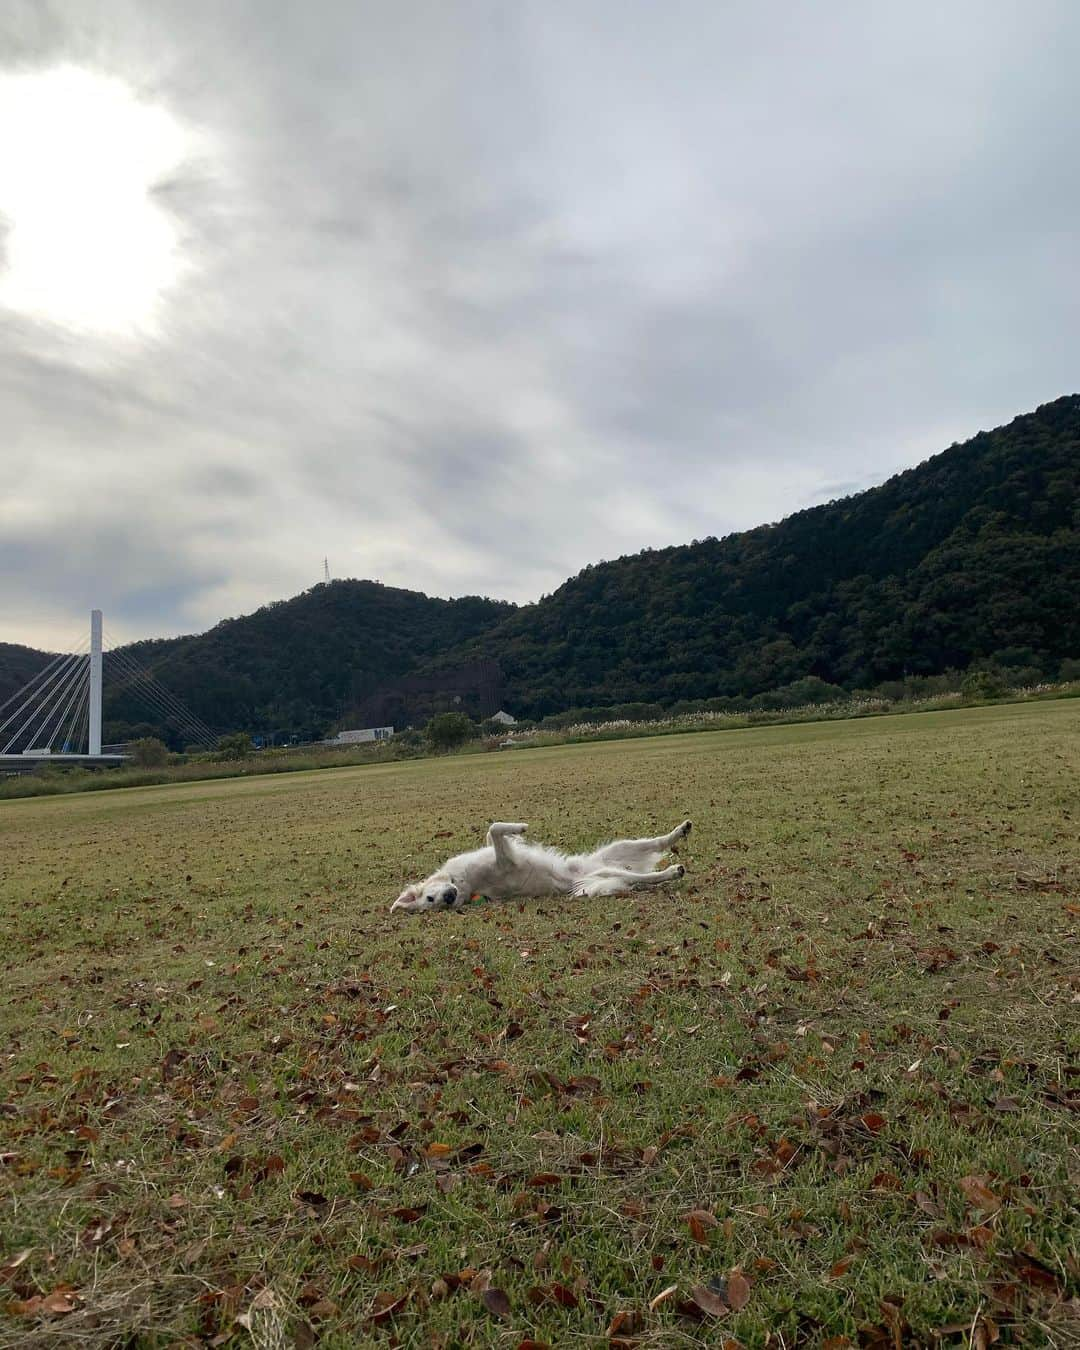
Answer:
489;710;517;726
325;726;394;745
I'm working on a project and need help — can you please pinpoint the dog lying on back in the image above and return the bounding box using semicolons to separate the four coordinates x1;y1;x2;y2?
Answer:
391;819;691;913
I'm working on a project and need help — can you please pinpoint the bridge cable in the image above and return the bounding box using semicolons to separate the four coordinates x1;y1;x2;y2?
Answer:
0;643;85;743
56;661;90;753
50;658;90;753
18;651;92;754
0;644;89;753
0;648;70;720
104;648;214;748
104;638;218;746
104;643;216;748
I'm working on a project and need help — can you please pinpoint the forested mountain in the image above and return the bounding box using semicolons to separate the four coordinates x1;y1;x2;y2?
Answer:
103;583;514;743
2;396;1077;741
434;395;1080;716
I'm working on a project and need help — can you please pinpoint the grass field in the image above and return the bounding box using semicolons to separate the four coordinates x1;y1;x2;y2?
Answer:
1;700;1077;1347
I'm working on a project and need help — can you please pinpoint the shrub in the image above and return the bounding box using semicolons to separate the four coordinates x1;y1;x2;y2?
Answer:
961;669;1008;700
424;712;474;752
216;732;254;760
128;737;169;767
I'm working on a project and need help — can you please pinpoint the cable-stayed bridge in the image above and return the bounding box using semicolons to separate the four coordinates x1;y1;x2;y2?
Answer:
0;610;216;770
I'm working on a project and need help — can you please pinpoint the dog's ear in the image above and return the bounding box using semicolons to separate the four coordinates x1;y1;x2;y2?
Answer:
390;885;422;913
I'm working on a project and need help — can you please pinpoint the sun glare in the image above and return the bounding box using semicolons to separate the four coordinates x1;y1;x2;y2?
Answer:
0;65;193;336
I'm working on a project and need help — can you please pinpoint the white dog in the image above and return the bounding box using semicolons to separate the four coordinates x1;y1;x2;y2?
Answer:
391;819;691;914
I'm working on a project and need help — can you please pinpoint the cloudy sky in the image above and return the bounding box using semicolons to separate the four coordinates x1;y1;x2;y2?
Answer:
2;1;1077;650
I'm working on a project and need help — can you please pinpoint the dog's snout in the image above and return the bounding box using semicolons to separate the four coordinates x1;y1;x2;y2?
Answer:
443;885;458;904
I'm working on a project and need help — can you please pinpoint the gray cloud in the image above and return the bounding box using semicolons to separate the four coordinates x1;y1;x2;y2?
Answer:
2;0;1078;649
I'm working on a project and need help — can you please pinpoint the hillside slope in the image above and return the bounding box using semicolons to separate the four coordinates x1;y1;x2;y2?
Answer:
2;396;1077;738
436;396;1080;716
0;641;60;714
0;585;514;746
104;582;513;742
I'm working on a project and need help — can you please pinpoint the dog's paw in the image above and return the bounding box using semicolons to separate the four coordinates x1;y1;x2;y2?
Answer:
678;820;692;837
674;863;686;878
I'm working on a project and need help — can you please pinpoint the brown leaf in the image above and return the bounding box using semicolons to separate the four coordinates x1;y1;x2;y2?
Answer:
527;1282;578;1309
1010;1249;1062;1292
481;1287;511;1320
683;1208;718;1245
368;1290;407;1324
727;1269;751;1311
41;1289;79;1315
860;1112;886;1134
349;1171;375;1191
607;1310;645;1337
959;1175;1001;1214
689;1284;729;1317
389;1205;427;1222
527;1172;562;1189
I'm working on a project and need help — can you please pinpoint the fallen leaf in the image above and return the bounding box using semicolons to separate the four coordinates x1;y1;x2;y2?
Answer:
607;1310;644;1337
41;1289;79;1315
368;1290;408;1324
959;1175;1002;1214
689;1284;729;1317
389;1205;426;1223
683;1208;718;1245
649;1283;678;1311
481;1287;511;1320
727;1270;751;1311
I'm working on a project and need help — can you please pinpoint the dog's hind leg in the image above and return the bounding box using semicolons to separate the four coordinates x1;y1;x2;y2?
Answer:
486;821;528;864
573;863;685;897
588;820;691;870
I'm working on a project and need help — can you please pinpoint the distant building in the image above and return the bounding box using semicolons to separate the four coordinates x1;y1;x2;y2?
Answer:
489;709;517;726
325;726;394;745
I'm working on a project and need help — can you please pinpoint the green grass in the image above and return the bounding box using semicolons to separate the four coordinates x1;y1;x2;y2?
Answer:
1;700;1077;1347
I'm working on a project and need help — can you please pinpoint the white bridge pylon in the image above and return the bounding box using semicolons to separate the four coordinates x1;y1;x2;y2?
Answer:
89;607;103;756
0;610;215;764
